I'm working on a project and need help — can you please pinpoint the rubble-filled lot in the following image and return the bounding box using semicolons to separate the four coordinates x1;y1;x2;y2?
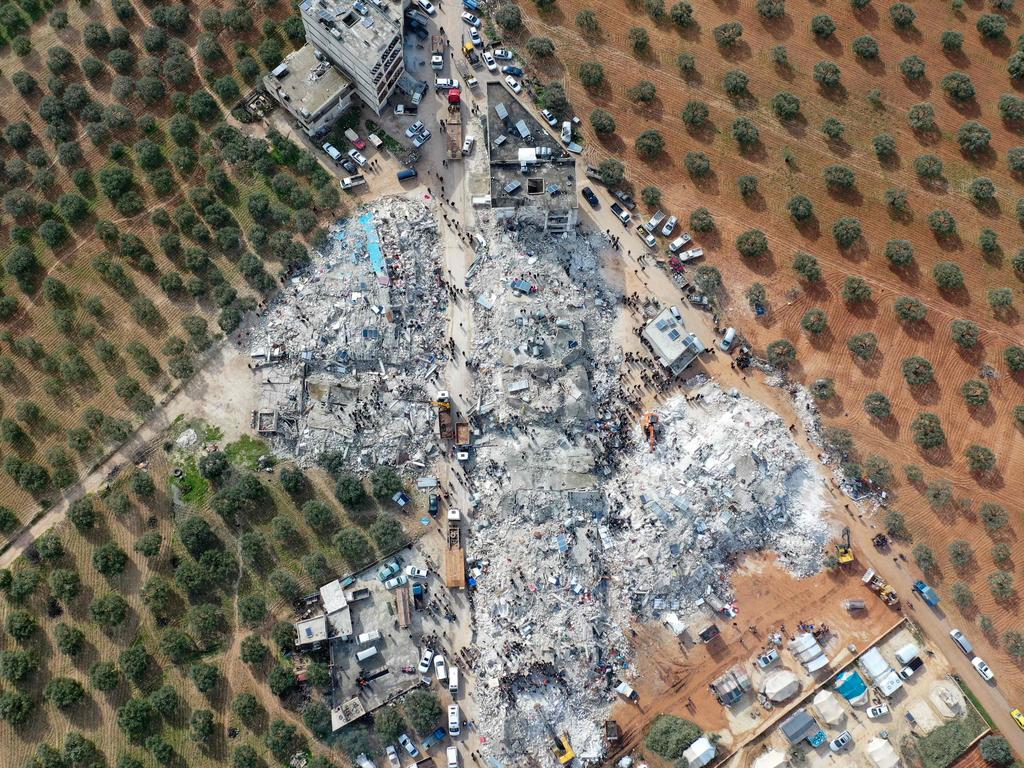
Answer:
249;196;449;467
460;218;837;765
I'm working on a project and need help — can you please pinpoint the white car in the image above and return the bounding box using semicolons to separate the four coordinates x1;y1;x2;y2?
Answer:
446;747;459;768
661;215;678;237
504;75;522;93
720;327;737;352
413;129;431;147
434;653;448;680
386;746;401;768
461;11;480;26
972;656;994;681
462;136;475;154
483;52;497;71
347;148;367;167
866;704;889;718
393;104;406;116
540;109;558;126
405;565;429;579
417;648;434;675
399;734;420;758
828;731;852;752
384;574;408;589
405;120;425;138
469;27;482;46
493;48;514;60
435;78;459;90
417;0;435;14
448;703;461;736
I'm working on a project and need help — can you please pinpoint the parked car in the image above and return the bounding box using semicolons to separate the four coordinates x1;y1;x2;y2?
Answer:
483;52;497;71
469;27;482;46
399;734;420;758
950;629;974;655
540;109;558;126
394;104;406;116
417;648;434;675
416;0;435;14
504;75;521;93
866;705;889;719
413;129;432;147
405;565;428;579
972;657;994;681
613;189;636;209
386;746;401;768
384;574;408;590
377;561;401;581
434;654;448;680
428;494;439;515
661;215;678;237
322;142;343;162
446;747;459;768
341;158;357;173
1012;708;1024;730
461;11;480;25
435;78;459;90
755;649;779;668
462;136;475;154
828;731;852;752
610;202;630;224
493;48;514;60
347;148;367;167
898;656;923;679
581;186;599;208
501;65;524;77
720;327;737;352
448;704;461;736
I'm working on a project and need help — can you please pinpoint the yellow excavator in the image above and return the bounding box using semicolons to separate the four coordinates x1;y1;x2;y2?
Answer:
835;527;855;565
534;706;576;765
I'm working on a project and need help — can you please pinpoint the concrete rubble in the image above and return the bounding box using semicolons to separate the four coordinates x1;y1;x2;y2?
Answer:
460;220;833;765
248;196;449;468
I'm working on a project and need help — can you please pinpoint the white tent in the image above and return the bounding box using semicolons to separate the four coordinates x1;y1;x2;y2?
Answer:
682;737;715;768
763;670;800;702
753;749;789;768
812;690;845;726
867;738;900;768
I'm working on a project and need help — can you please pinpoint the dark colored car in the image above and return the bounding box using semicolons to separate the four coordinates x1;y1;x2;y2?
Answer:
428;494;439;516
613;189;637;210
581;186;599;208
501;65;524;76
341;158;357;174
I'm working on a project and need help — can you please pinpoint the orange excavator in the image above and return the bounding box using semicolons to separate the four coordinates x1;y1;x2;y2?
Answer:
642;412;659;451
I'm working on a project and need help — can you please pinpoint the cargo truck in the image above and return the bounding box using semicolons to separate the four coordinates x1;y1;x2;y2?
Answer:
445;509;466;588
444;88;463;161
455;421;470;446
431;34;445;70
436;391;454;440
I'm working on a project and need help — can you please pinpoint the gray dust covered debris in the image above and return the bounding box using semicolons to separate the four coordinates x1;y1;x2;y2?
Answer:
248;195;449;467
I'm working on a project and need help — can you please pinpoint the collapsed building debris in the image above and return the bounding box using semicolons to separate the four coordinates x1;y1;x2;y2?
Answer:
460;220;833;765
249;196;449;467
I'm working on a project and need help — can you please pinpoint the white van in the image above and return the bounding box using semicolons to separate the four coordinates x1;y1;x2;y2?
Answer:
668;233;692;253
357;630;381;646
446;747;459;768
448;704;461;736
322;142;343;162
356;646;379;663
720;327;736;352
448;665;459;694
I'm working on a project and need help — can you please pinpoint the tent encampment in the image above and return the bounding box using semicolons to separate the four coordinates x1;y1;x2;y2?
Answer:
812;690;845;726
763;670;800;702
753;750;789;768
681;737;716;768
867;738;900;768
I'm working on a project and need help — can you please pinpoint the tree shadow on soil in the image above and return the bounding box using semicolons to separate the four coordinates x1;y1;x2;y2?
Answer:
759;15;794;40
854;5;879;28
909;380;941;406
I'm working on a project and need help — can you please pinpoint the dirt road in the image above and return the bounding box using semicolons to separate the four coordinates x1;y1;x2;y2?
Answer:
0;342;261;569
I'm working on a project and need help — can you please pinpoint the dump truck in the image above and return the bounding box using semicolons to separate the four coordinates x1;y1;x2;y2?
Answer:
445;508;466;588
431;34;445;70
436;390;454;440
455;421;470;446
444;88;463;161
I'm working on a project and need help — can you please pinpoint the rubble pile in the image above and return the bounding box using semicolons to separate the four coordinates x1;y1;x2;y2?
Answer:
606;382;833;627
463;228;831;764
248;197;449;465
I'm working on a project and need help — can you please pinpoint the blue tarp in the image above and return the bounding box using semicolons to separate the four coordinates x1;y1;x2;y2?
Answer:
835;669;868;701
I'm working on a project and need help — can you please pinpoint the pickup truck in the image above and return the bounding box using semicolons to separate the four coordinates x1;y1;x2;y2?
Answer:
613;189;637;210
912;580;940;606
422;727;447;751
610;202;631;224
341;174;366;189
635;225;656;248
899;656;924;679
644;210;666;233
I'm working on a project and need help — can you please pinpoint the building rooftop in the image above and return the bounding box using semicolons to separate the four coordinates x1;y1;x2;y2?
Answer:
320;578;350;614
642;308;705;376
264;44;353;119
301;0;401;52
294;614;329;646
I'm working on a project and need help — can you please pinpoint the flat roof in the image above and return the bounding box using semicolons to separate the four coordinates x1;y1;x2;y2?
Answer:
642;308;705;375
295;614;328;645
264;44;353;116
301;0;401;52
328;606;353;638
320;578;349;614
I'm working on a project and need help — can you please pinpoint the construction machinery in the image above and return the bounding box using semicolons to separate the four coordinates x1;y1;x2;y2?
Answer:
835;527;854;565
534;705;576;764
862;568;900;607
435;391;454;440
642;412;659;451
